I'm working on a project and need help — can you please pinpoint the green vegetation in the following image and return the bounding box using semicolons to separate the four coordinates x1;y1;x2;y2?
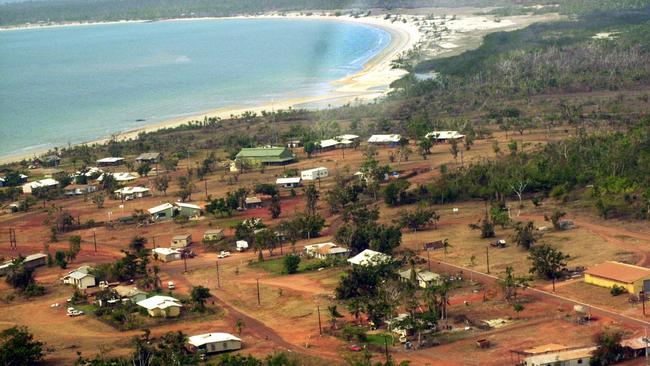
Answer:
0;326;44;365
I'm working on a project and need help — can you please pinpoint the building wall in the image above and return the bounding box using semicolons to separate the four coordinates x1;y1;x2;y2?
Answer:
584;273;638;293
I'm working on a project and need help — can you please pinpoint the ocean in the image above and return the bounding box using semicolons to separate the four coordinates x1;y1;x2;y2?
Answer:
0;18;390;158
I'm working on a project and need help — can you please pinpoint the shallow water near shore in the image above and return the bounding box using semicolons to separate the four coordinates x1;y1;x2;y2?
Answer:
0;18;389;158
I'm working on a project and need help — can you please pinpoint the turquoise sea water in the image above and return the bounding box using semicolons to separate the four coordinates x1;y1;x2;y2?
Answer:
0;19;390;157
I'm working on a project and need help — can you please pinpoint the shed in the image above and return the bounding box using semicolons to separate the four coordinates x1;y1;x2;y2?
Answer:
137;295;182;317
188;332;242;354
203;229;224;242
235;147;294;166
523;346;596;366
347;249;391;267
62;266;96;289
148;203;175;221
135;152;162;164
301;167;328;181
23;253;47;270
244;196;262;209
34;155;61;167
171;234;192;248
152;247;181;262
584;261;650;294
22;178;59;194
276;177;301;188
175;202;202;218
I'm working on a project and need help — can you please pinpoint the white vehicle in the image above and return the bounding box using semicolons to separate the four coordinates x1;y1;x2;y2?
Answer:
67;310;84;317
167;281;175;290
99;280;109;289
218;251;231;258
236;240;249;252
50;303;60;308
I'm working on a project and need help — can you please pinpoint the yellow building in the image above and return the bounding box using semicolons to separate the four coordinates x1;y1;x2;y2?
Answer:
584;261;650;294
136;295;182;318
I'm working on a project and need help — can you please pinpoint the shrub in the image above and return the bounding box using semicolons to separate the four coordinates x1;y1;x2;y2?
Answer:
610;284;628;296
282;255;300;274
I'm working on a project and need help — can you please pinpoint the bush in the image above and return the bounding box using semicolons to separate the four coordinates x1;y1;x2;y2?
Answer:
282;255;300;274
610;284;628;296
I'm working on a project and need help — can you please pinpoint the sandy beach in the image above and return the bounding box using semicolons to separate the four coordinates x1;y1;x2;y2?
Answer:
0;11;560;164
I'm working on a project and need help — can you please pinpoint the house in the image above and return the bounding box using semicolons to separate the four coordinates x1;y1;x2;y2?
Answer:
398;268;441;288
523;346;596;366
425;131;465;142
347;249;391;267
244;196;262;209
96;157;125;166
22;178;59;194
0;173;27;187
304;242;350;260
235;147;295;166
98;172;137;182
64;183;98;196
114;286;148;303
114;186;151;200
34;155;61;167
203;229;224;242
287;140;301;148
584;261;650;294
135;152;162;164
152;247;181;262
148;203;175;221
367;134;402;146
62;266;96;290
276;177;302;188
137;295;182;318
187;332;243;354
319;138;353;151
171;234;192;249
301;167;328;181
336;134;360;142
176;202;202;218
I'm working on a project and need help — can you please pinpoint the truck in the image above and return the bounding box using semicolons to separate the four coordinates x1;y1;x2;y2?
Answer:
236;240;249;252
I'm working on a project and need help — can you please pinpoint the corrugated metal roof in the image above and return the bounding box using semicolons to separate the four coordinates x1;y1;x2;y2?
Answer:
585;261;650;283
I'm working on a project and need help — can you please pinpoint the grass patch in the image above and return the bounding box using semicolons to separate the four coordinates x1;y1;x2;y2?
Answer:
250;256;322;275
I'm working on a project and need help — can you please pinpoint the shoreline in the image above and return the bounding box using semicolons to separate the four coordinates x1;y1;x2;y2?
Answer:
0;14;421;164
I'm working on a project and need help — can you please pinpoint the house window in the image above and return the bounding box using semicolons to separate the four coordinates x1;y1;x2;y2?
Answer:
578;359;583;364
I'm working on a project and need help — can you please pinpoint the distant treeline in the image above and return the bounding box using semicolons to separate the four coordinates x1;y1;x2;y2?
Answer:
0;0;516;26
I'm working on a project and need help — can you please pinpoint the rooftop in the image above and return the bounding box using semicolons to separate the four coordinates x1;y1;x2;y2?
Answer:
175;202;201;210
368;134;402;143
525;346;596;364
148;203;174;214
347;249;391;266
152;247;181;256
585;261;650;283
96;157;124;163
276;177;301;184
188;332;241;347
235;147;294;163
137;295;182;310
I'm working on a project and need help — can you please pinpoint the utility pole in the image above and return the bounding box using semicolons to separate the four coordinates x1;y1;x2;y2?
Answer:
426;248;431;272
256;278;261;306
486;246;490;274
9;228;16;251
152;236;156;249
384;337;390;363
93;230;97;252
183;254;188;273
204;180;208;199
642;291;646;317
317;305;322;335
644;327;648;366
216;261;221;288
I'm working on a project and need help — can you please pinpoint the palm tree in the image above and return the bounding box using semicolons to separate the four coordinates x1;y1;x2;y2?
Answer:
328;305;344;329
442;239;452;259
235;318;244;336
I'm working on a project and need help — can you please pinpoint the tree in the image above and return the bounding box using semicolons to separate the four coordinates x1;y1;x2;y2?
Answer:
254;228;277;260
441;238;452;259
383;179;411;206
177;175;195;202
528;244;570;291
67;235;82;262
303;141;318;158
55;250;67;269
327;305;343;329
282;254;300;274
235;318;245;336
304;184;319;216
129;235;148;253
469;213;495;238
269;194;281;219
190;286;211;311
498;266;530;303
92;193;105;208
547;209;566;230
449;138;459;160
513;221;538;250
590;329;624;366
278;219;301;253
395;206;439;232
137;163;152;177
5;258;35;291
0;326;44;365
154;174;171;196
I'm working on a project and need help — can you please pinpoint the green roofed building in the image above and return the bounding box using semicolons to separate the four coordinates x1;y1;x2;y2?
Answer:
235;147;295;166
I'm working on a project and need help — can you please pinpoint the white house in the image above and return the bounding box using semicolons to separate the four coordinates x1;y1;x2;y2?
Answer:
114;186;151;200
152;247;182;262
276;177;302;188
171;234;192;248
336;134;360;141
301;167;328;181
319;138;353;151
62;266;96;290
304;242;350;260
137;295;182;317
113;286;148;303
425;131;465;142
187;332;243;354
367;134;402;145
347;249;391;267
523;346;596;366
22;178;59;194
148;203;175;221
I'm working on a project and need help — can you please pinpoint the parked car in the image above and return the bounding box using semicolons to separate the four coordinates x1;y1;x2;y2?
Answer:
167;281;175;290
218;251;231;258
348;345;362;352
